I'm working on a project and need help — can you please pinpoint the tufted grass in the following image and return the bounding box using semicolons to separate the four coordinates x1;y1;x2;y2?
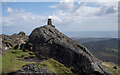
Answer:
2;48;74;75
2;48;35;73
39;58;75;75
2;41;9;44
101;62;120;75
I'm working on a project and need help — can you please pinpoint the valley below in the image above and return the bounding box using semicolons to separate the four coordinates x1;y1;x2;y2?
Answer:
72;37;118;65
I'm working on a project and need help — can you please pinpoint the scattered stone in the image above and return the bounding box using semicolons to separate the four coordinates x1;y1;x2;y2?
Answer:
8;64;53;75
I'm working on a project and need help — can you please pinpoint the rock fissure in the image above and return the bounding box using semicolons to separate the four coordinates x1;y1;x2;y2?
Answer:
45;38;55;43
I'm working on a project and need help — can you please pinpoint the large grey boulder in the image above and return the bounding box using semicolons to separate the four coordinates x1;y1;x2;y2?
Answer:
26;25;109;75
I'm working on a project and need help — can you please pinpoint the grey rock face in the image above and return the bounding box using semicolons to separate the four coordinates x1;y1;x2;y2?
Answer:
27;25;109;75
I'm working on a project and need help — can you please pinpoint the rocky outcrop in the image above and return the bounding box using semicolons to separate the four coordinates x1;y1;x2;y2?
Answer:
18;31;26;36
8;64;53;75
26;25;109;75
1;32;28;51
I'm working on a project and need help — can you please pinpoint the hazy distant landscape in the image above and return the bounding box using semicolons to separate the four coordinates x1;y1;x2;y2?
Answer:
68;30;118;65
64;31;118;38
72;37;118;65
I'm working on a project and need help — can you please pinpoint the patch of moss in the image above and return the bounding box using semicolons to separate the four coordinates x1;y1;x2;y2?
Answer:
29;51;35;55
23;49;29;52
2;41;9;44
9;39;13;42
39;55;49;59
39;58;75;75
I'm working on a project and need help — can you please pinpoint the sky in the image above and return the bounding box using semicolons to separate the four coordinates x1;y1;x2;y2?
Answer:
1;0;118;35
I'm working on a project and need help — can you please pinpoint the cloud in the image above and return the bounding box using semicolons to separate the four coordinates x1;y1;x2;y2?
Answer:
59;0;75;10
2;2;118;34
3;8;48;28
97;6;117;16
7;7;13;13
51;2;117;24
60;0;75;2
49;2;118;31
2;8;49;34
49;5;57;8
3;12;47;26
95;2;118;16
77;0;119;2
6;7;25;14
59;2;74;10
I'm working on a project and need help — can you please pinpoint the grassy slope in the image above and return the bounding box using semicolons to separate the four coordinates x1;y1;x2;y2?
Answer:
2;48;74;74
2;48;35;73
101;62;120;75
83;39;118;63
39;58;74;74
1;48;120;75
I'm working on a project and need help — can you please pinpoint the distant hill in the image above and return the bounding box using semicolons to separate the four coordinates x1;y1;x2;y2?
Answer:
64;31;118;38
73;38;118;64
71;37;111;43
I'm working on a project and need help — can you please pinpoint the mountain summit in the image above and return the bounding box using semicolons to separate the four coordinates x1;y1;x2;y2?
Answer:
25;19;109;75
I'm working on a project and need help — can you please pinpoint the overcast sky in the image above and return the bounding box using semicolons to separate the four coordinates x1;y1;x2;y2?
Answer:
1;0;118;35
